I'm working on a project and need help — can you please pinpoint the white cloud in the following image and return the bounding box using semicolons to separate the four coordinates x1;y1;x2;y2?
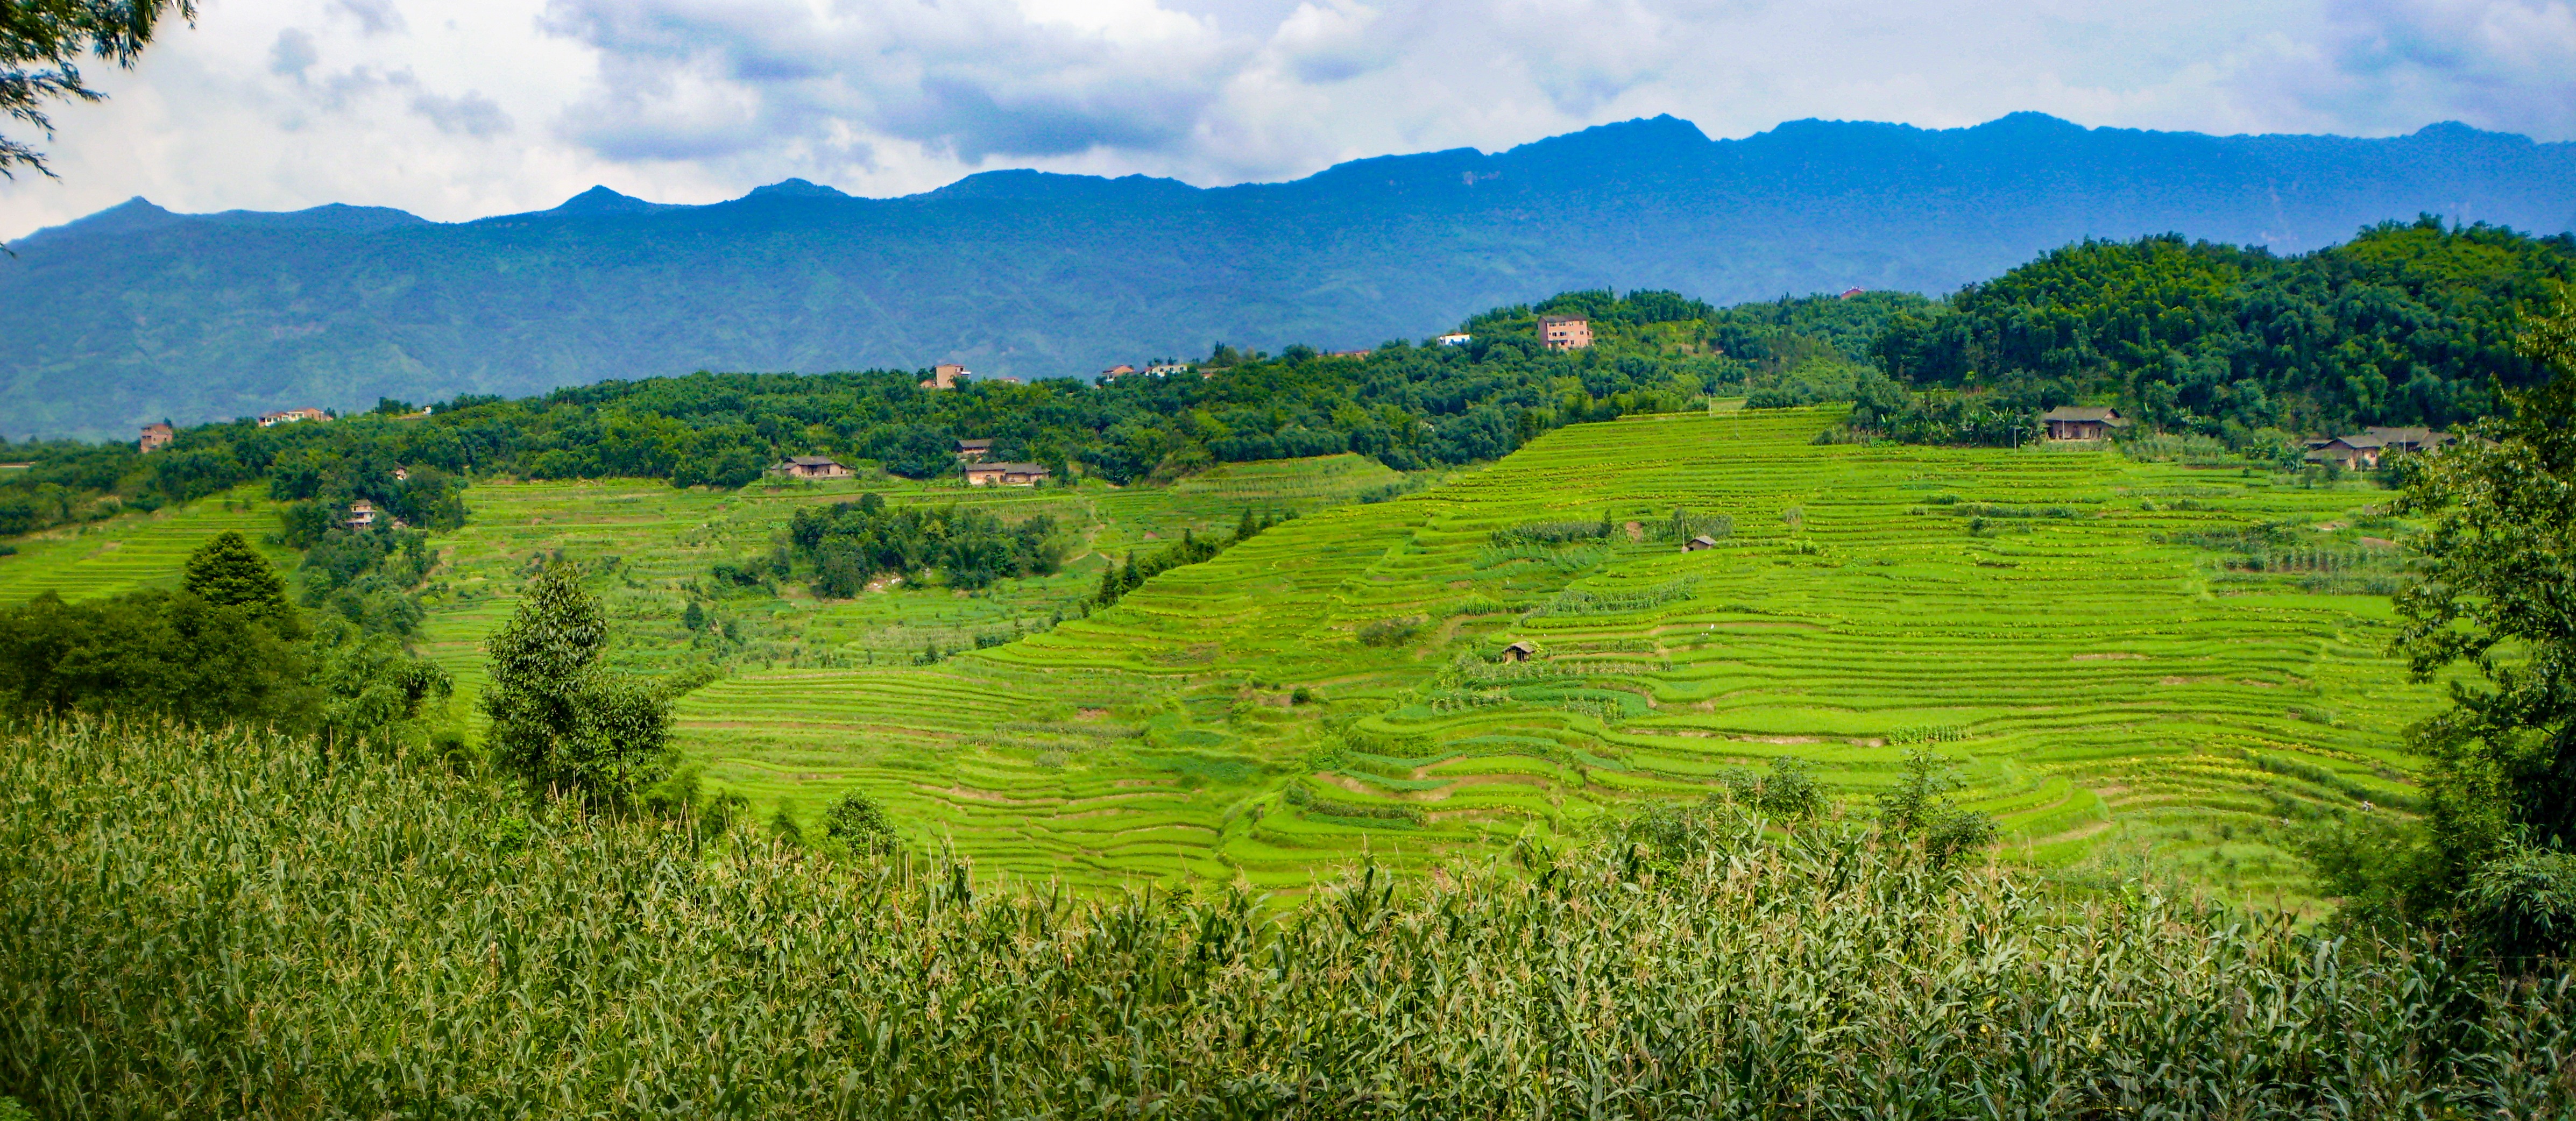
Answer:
3;0;2570;239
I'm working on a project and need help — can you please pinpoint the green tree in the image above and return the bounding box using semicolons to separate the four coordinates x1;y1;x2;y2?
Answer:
820;788;899;855
2320;290;2576;953
1878;751;1997;868
307;620;452;748
182;530;299;636
2;0;194;176
482;563;671;804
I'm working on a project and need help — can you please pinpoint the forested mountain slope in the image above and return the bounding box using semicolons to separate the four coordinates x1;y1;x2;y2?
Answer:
5;112;2573;438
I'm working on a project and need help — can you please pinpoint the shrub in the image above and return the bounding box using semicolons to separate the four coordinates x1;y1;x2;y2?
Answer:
1357;616;1426;647
1878;751;1998;867
821;789;900;855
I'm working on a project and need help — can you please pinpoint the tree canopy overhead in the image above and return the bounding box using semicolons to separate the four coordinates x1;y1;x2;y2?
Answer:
1;0;193;176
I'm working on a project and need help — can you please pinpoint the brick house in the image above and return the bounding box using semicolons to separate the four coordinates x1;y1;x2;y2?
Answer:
2040;406;2128;441
139;423;173;453
964;462;1051;486
772;455;853;479
1538;315;1592;351
919;363;966;389
956;438;993;462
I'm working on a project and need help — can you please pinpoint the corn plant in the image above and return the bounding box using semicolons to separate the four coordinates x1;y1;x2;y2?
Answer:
5;720;2573;1118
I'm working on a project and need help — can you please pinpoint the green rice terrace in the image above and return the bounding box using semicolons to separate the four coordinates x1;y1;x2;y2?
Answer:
0;409;2435;905
240;406;2423;906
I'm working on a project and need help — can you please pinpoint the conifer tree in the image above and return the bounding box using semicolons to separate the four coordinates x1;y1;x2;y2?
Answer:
181;531;300;635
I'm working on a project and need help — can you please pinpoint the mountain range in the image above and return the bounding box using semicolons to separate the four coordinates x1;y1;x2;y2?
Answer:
5;111;2573;439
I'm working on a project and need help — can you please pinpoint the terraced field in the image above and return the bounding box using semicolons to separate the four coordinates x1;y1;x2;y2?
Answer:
0;488;291;602
0;420;2433;906
409;455;1414;719
673;409;2438;903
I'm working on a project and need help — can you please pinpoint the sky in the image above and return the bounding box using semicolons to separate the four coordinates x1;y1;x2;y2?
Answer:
4;0;2572;240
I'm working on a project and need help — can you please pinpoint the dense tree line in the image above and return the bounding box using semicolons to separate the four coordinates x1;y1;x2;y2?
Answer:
0;289;1920;540
2306;290;2576;960
1862;219;2576;443
786;494;1066;596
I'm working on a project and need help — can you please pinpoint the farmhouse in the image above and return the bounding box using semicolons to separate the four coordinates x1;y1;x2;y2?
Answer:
772;455;852;479
345;500;377;529
139;423;172;453
1502;640;1537;662
1144;363;1193;377
258;407;330;427
919;363;966;389
2363;426;2453;455
1436;332;1471;346
1538;315;1592;351
965;462;1051;487
2306;434;2388;470
1100;364;1136;381
956;438;993;462
1681;534;1720;552
2040;406;2127;441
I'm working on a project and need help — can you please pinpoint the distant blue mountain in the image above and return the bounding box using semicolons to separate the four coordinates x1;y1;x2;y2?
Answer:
4;112;2572;439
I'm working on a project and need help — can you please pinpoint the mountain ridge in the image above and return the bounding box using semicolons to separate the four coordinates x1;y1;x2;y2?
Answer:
4;112;2572;439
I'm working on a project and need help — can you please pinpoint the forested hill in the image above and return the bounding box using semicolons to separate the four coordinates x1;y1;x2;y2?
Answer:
0;289;1907;537
1867;219;2576;438
6;112;2575;438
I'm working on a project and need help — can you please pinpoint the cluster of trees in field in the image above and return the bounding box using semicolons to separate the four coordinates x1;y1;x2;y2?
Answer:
0;289;1915;541
1850;219;2576;446
0;532;451;746
785;494;1068;595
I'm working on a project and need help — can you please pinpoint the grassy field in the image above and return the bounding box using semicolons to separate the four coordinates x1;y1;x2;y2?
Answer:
0;419;2436;905
406;454;1416;726
660;409;2436;903
0;488;291;602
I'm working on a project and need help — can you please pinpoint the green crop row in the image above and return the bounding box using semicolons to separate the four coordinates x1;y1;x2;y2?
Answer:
5;721;2570;1118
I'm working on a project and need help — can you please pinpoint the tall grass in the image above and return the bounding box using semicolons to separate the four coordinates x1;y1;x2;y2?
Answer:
5;722;2572;1117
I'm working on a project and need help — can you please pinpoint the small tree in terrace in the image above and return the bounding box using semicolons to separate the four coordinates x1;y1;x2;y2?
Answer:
483;562;671;804
1878;751;1997;868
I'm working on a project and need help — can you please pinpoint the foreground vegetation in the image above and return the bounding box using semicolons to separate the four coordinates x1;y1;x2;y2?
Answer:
5;720;2572;1118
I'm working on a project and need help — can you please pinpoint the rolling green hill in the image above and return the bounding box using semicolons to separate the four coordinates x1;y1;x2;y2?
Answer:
0;403;2441;906
372;409;2425;905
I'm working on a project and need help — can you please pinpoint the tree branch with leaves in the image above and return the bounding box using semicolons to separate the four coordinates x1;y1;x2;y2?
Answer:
1;0;193;178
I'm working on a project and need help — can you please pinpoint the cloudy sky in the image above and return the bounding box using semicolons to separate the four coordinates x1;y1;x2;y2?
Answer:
4;0;2571;239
